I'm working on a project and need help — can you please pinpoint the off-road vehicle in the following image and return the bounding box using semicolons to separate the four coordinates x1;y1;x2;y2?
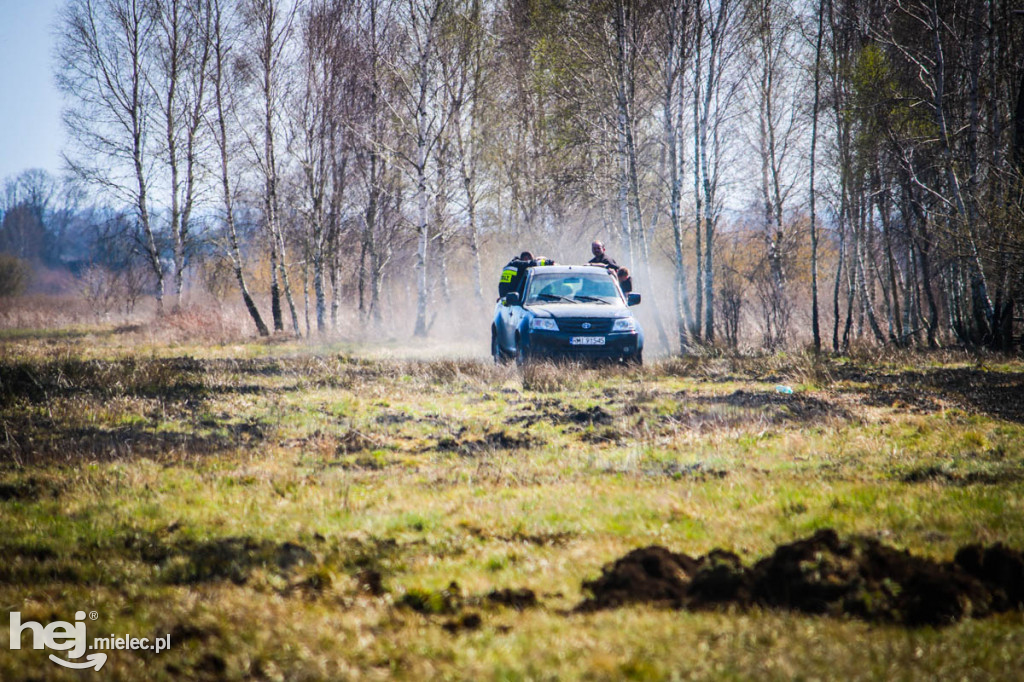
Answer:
491;265;643;365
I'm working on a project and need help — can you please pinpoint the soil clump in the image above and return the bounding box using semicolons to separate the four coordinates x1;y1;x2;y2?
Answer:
577;529;1024;626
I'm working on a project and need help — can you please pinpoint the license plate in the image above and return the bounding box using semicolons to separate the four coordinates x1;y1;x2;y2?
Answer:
570;336;605;346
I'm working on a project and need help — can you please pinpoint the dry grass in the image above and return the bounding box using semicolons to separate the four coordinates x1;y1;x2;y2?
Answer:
2;330;1024;680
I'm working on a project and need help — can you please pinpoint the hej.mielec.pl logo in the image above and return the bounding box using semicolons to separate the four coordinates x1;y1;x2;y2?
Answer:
9;610;171;671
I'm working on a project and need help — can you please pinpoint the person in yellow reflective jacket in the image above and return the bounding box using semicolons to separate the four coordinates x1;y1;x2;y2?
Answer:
497;251;555;300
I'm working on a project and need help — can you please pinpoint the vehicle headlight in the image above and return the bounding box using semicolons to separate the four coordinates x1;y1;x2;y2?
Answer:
611;317;636;332
530;317;558;331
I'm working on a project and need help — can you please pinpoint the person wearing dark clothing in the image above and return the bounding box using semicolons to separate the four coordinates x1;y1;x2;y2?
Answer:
617;267;633;294
498;251;554;299
588;241;619;271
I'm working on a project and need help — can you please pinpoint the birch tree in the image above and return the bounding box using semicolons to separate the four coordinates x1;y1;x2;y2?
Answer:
240;0;300;334
746;0;805;348
58;0;166;313
150;0;213;308
208;0;269;335
389;0;450;337
692;0;739;344
660;0;696;350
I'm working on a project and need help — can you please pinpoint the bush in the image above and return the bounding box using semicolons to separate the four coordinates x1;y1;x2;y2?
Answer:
0;254;30;297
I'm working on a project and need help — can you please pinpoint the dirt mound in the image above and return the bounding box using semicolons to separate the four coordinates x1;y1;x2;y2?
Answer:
578;529;1024;626
578;546;698;610
954;543;1024;610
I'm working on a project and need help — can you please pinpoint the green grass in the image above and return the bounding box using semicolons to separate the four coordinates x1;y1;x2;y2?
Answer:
1;336;1024;679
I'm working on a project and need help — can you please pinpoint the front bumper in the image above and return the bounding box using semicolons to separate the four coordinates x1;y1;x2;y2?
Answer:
522;330;642;360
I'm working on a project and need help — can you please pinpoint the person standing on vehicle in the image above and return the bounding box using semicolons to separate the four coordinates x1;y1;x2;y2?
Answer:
617;267;633;294
588;241;620;271
498;251;554;299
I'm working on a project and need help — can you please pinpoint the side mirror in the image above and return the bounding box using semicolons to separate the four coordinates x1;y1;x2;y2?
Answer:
505;292;521;306
627;293;641;306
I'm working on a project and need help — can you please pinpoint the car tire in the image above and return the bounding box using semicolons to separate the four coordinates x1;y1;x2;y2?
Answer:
491;329;508;365
627;349;643;366
515;335;530;367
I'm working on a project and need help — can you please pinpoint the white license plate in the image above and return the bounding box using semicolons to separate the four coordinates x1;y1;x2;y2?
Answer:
570;336;606;346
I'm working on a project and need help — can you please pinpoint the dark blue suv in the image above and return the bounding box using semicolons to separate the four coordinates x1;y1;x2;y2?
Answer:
491;265;644;365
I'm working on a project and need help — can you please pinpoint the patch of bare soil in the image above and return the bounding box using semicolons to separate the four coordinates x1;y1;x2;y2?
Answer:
564;405;615;425
578;426;625;445
695;390;850;423
1;416;268;465
854;387;945;413
899;464;1024;485
651;390;851;436
0;356;207;406
509;401;615;429
400;583;537;634
442;612;483;633
460;524;575;547
838;365;1024;423
356;569;386;595
0;475;66;500
649;461;729;480
577;529;1024;626
486;587;539;609
436;427;542;453
913;368;1024;423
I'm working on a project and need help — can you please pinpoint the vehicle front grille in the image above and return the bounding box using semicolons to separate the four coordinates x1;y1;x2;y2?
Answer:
557;318;614;334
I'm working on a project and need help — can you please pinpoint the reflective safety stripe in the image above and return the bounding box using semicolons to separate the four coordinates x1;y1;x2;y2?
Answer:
500;268;516;283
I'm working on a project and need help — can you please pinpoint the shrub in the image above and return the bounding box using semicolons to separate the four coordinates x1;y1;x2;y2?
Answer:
0;254;30;297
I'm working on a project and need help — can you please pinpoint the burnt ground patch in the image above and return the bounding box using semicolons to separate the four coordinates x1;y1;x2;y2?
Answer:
459;524;576;547
158;537;316;585
374;410;413;426
835;365;1024;423
901;368;1024;424
0;530;407;590
577;529;1024;626
0;536;316;588
646;461;729;480
486;587;538;609
435;426;543;453
0;414;270;465
147;533;395;586
115;531;317;585
650;390;851;435
0;356;208;406
0;474;66;500
898;464;1024;486
694;390;850;423
562;405;614;425
508;401;615;429
853;387;946;413
399;582;538;635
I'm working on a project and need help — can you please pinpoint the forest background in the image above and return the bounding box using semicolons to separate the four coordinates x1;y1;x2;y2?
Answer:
2;0;1023;356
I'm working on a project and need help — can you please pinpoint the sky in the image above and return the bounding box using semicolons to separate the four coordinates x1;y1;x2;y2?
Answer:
0;0;65;183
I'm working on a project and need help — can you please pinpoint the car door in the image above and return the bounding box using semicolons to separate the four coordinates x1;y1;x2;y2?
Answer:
498;299;516;351
505;271;529;350
498;287;518;352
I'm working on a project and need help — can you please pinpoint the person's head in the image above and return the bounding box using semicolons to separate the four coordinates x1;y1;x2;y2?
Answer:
520;251;534;261
617;267;630;281
591;241;605;257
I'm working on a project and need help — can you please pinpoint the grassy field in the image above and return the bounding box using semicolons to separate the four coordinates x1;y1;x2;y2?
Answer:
1;325;1023;680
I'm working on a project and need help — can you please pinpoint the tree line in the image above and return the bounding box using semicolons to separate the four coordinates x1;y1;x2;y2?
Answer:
3;0;1021;351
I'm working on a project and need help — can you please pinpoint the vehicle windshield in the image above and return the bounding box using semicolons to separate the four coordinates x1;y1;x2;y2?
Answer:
525;272;623;305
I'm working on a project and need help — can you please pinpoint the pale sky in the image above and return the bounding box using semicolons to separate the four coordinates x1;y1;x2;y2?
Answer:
0;0;65;182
